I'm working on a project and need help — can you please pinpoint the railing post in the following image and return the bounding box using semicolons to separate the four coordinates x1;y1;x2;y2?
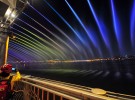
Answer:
53;94;55;100
47;92;49;100
42;90;44;100
37;88;39;99
23;84;30;100
60;96;62;100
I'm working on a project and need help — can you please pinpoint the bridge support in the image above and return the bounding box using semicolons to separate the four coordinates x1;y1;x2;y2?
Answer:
0;33;9;66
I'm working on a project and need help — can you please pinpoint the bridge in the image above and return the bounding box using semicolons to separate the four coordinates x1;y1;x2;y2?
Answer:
0;0;135;99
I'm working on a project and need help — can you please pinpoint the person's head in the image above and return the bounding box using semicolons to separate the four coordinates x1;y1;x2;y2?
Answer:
0;64;12;77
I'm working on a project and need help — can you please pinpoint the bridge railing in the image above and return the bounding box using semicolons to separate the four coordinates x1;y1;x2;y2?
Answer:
13;75;135;100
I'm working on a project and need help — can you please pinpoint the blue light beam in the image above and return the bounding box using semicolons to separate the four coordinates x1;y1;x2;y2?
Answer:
43;0;86;45
28;4;80;52
65;0;101;57
22;12;75;53
110;0;122;51
87;0;112;55
130;0;135;49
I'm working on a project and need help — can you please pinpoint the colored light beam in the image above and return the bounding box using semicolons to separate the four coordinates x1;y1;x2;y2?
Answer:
13;23;66;59
17;18;65;51
28;4;80;52
7;56;20;62
9;46;34;60
42;0;96;58
86;27;103;57
43;0;86;46
9;43;44;61
11;28;58;58
87;0;112;56
10;40;47;60
22;12;75;53
13;23;59;53
8;50;25;61
12;32;53;59
11;27;67;59
13;36;60;59
65;0;100;57
8;53;22;61
130;0;135;49
110;0;122;50
10;39;47;60
12;27;58;54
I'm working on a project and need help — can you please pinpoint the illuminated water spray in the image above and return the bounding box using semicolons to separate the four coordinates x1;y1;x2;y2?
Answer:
11;26;73;60
11;27;58;55
43;0;101;57
9;46;33;60
87;0;112;56
10;39;47;60
28;4;80;52
110;0;122;51
8;0;135;62
10;42;48;61
13;32;53;59
10;28;60;60
8;49;26;61
43;0;86;46
13;23;66;59
130;0;135;49
65;0;105;57
17;18;64;51
21;12;75;53
10;40;46;60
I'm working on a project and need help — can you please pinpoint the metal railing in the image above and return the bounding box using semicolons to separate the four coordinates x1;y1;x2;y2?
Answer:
13;75;135;100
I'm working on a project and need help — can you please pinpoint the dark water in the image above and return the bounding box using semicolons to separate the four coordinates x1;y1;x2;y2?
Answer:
14;59;135;95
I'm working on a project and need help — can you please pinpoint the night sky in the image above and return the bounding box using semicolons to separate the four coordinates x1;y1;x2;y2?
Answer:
8;0;135;62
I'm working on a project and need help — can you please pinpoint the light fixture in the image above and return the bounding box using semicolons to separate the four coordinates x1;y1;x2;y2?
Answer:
5;7;12;17
11;12;16;18
0;24;4;27
4;7;17;23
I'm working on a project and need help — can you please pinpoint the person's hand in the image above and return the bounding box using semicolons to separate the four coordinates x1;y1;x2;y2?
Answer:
15;68;18;72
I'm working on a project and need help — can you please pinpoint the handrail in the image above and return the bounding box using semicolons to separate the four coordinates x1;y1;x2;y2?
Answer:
22;80;81;100
107;91;135;98
13;75;135;100
21;78;116;100
27;75;135;99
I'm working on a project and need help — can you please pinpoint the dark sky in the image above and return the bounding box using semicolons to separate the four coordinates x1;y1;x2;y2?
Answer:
8;0;135;62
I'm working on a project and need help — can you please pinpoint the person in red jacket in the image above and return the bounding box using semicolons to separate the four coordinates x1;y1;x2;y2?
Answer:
0;64;21;100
